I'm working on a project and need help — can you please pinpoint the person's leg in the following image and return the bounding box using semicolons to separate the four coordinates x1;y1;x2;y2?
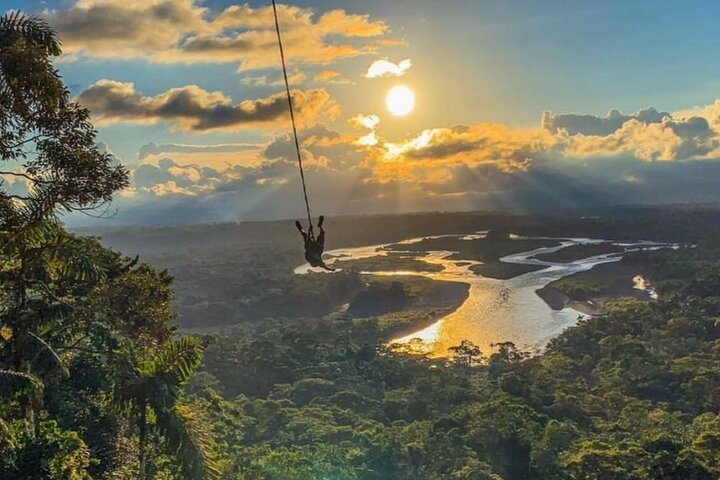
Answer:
316;228;325;250
312;216;324;246
295;220;308;243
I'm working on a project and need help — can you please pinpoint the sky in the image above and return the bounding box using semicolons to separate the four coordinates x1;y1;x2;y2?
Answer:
8;0;720;225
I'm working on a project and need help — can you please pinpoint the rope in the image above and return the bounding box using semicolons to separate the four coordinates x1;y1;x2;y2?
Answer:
271;0;313;233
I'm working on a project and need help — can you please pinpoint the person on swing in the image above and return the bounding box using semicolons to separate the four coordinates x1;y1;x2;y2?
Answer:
296;215;335;271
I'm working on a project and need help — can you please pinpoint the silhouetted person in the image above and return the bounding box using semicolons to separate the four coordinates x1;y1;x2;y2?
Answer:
296;215;335;271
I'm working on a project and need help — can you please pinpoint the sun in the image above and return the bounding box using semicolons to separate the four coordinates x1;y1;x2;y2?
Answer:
385;85;415;116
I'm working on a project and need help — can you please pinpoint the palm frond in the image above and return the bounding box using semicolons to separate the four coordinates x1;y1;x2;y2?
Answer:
0;11;61;55
153;337;203;384
156;404;222;480
53;236;106;283
28;331;69;378
0;416;17;455
109;343;145;415
0;369;43;397
110;338;216;478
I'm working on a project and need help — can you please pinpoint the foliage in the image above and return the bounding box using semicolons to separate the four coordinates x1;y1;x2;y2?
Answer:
1;420;93;480
0;12;128;224
193;243;720;479
0;13;216;479
552;277;608;301
0;224;221;479
112;337;219;480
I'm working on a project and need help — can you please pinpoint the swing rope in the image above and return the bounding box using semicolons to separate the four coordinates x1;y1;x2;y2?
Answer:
271;0;313;233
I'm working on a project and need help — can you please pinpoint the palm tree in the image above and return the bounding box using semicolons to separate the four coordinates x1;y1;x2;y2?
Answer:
112;337;220;480
0;11;60;54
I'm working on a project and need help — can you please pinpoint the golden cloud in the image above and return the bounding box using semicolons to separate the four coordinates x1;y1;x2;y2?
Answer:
314;69;352;84
564;116;718;161
47;1;389;69
349;113;380;130
137;142;264;169
361;124;557;182
356;103;720;185
270;69;307;87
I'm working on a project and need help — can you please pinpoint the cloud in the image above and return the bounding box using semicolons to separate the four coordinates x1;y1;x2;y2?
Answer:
349;113;380;130
84;151;720;227
565;115;718;162
67;97;720;227
240;75;268;87
124;101;720;198
356;131;379;147
138;142;260;159
120;129;359;206
124;126;362;204
262;124;363;170
270;69;306;87
542;107;669;136
128;156;241;198
362;124;558;182
137;142;263;169
241;70;306;87
348;102;720;187
365;58;412;78
674;99;720;130
314;69;351;84
376;38;408;47
542;105;720;162
45;1;388;69
348;113;380;145
77;79;341;131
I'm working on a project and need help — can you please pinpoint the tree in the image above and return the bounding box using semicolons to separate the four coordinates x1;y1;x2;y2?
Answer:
0;222;105;433
449;340;484;367
488;342;529;379
0;12;222;479
0;12;128;223
112;336;220;480
561;439;650;480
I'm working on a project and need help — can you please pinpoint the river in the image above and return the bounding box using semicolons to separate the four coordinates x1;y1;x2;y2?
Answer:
295;233;671;357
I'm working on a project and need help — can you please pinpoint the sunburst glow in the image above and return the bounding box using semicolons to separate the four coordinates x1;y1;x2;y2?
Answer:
385;85;415;116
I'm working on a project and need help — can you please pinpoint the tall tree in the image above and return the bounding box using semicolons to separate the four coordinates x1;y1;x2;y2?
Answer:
0;12;128;224
112;337;221;480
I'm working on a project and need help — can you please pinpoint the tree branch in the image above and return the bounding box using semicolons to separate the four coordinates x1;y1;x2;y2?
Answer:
5;134;43;151
0;170;50;184
1;193;33;202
